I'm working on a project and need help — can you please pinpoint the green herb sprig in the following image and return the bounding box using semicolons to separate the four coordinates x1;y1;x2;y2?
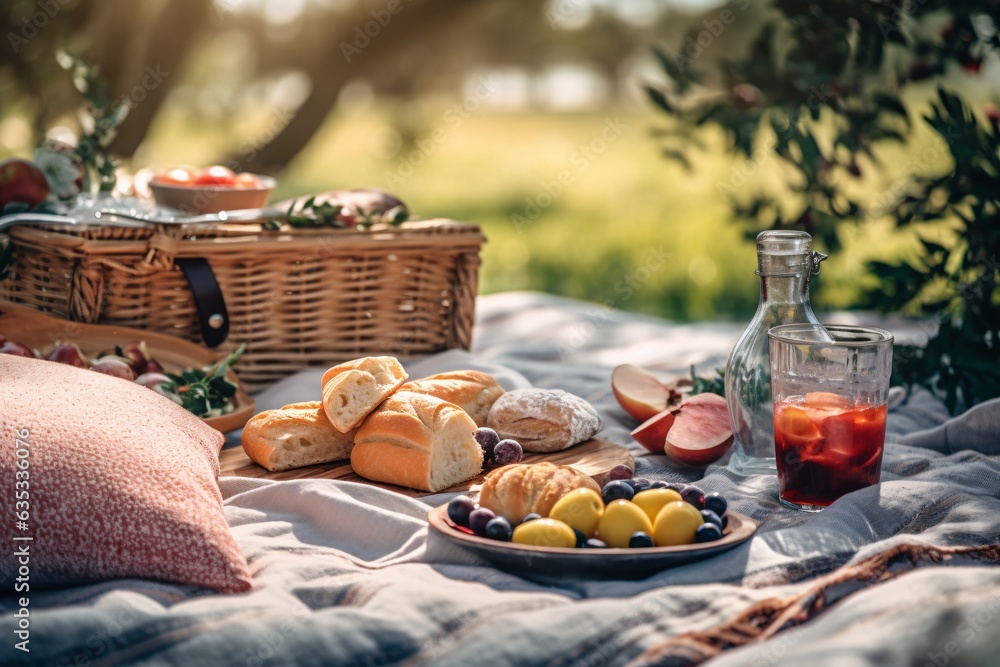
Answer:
263;196;408;231
690;364;726;397
161;343;247;418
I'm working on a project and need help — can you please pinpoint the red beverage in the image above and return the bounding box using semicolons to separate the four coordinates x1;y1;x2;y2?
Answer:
774;392;887;508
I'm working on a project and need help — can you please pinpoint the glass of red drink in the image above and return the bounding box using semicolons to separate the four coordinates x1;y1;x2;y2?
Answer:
768;324;893;512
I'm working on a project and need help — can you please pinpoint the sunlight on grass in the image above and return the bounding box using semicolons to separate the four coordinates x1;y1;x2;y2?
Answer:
138;104;944;322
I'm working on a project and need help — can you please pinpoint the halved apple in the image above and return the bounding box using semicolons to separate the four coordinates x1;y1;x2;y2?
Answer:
612;364;671;422
664;393;734;466
630;408;676;453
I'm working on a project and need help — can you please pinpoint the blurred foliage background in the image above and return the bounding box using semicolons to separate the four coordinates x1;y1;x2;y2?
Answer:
0;0;996;324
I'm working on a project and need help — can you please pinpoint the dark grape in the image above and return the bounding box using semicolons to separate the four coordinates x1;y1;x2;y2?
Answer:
484;516;513;542
521;513;541;524
631;478;652;493
475;428;501;461
721;514;729;530
695;523;722;543
447;496;476;528
648;480;668;489
469;508;496;536
573;529;588;548
609;464;633;481
629;532;654;548
584;538;607;548
492;439;523;467
601;480;634;504
681;485;706;510
700;510;722;529
704;492;728;517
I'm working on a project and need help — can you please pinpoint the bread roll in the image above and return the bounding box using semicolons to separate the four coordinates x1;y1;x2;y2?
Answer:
351;391;483;492
399;370;505;427
321;356;408;433
242;401;357;471
478;462;600;523
487;388;602;453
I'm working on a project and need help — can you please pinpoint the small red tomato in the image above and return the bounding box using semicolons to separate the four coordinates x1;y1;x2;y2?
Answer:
193;165;237;187
233;172;262;189
154;167;195;186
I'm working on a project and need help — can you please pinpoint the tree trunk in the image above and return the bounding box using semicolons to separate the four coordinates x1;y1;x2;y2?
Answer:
236;0;473;173
109;0;215;158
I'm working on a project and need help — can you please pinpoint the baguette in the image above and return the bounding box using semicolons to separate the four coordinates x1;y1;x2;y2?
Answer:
321;356;408;433
399;370;504;427
351;391;482;492
242;401;356;471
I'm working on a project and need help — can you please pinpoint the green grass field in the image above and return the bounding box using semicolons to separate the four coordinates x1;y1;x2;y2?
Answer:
141;104;946;323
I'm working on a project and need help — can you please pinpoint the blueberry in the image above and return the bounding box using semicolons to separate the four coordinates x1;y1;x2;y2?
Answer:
521;513;541;524
484;516;513;542
601;480;635;504
469;508;496;536
704;492;728;517
721;514;729;530
447;496;476;527
695;523;722;543
574;529;588;548
609;464;633;481
681;485;706;510
584;538;607;548
629;531;654;548
700;510;723;529
492;439;523;467
474;428;500;461
648;480;668;489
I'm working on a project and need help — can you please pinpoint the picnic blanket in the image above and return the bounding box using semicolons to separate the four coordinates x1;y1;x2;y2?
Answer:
3;292;999;667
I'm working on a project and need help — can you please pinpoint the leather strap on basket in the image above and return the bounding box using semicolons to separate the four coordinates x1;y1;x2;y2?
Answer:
175;257;229;348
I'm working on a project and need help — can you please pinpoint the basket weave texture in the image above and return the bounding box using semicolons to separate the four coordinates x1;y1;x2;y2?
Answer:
1;219;485;391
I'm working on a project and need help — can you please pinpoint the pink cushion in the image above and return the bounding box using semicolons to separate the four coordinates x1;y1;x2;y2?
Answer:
0;355;252;593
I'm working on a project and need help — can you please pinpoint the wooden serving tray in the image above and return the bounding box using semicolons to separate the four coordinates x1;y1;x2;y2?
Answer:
0;301;255;434
219;437;634;498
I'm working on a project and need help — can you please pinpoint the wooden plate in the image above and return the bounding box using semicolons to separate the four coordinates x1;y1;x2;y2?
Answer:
219;437;634;498
0;301;254;433
428;504;757;579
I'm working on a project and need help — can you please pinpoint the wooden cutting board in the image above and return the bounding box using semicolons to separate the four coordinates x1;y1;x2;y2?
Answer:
219;438;634;498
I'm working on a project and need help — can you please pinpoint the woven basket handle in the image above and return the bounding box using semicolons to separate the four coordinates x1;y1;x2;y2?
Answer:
174;258;229;348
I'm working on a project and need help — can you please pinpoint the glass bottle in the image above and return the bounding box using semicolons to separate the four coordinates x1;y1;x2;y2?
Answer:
725;230;827;476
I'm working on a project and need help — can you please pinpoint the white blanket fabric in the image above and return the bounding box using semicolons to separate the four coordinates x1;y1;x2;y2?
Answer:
2;292;999;667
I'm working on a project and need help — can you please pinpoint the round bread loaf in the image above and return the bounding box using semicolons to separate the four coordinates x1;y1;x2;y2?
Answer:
487;388;602;453
478;462;600;523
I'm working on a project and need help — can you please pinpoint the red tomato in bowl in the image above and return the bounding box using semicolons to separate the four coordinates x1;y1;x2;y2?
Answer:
193;166;237;187
154;167;196;186
233;173;263;189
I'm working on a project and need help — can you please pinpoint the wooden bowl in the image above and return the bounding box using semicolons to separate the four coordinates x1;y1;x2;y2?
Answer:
0;301;254;433
428;504;757;579
149;175;275;215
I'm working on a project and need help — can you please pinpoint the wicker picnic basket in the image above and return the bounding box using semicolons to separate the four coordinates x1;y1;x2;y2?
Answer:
0;219;485;391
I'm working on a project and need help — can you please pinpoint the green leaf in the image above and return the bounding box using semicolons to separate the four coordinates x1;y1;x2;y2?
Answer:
644;86;674;114
873;93;910;125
